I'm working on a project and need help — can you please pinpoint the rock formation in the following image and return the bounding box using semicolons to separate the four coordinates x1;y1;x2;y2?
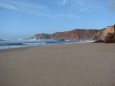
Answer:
103;25;115;43
100;25;115;40
103;33;115;43
31;29;99;40
31;25;115;43
53;29;100;40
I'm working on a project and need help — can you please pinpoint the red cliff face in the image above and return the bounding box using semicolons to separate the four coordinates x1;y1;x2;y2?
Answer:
53;29;99;40
31;29;100;40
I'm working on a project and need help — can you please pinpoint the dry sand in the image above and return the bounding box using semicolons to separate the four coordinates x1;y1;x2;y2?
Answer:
0;43;115;86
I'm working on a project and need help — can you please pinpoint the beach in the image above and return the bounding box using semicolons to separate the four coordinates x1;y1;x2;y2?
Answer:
0;43;115;86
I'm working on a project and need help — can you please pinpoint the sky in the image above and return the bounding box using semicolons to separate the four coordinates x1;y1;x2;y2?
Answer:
0;0;115;39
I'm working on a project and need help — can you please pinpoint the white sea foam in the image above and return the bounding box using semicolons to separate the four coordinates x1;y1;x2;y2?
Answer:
0;39;95;50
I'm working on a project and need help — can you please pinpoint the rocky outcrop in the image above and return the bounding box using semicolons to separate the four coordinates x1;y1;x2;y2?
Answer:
94;25;115;43
104;33;115;43
103;25;115;43
100;25;115;40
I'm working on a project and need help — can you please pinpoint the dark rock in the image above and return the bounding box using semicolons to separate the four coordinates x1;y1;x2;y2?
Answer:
95;40;104;43
104;33;115;43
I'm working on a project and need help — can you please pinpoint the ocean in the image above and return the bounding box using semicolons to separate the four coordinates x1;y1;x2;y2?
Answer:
0;39;95;50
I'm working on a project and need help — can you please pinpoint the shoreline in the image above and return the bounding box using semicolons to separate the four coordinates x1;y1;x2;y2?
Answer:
0;41;95;51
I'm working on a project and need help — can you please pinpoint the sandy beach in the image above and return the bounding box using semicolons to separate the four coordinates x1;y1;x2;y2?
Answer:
0;43;115;86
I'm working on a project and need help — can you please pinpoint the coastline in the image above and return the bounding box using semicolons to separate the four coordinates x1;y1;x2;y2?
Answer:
0;43;115;86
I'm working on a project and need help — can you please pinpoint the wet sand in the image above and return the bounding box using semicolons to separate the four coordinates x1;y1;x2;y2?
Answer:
0;43;115;86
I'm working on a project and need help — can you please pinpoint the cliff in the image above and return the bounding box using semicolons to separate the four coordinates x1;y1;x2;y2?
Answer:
31;29;100;40
95;25;115;43
94;26;115;40
31;25;115;43
53;29;99;40
102;25;115;43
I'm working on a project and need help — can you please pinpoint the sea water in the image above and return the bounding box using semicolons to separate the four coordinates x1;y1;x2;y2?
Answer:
0;39;95;50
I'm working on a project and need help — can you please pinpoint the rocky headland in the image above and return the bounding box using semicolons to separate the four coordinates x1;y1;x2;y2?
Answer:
31;29;100;40
31;25;115;43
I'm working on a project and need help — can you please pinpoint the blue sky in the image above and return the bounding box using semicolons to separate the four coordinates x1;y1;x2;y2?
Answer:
0;0;115;39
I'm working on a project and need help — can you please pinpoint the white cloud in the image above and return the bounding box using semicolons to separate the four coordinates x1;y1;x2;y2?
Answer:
50;13;78;18
57;0;69;5
71;0;107;14
56;0;93;12
0;0;78;18
61;0;68;5
0;1;17;10
29;11;78;18
0;0;48;12
79;6;92;12
13;2;49;12
72;0;93;12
